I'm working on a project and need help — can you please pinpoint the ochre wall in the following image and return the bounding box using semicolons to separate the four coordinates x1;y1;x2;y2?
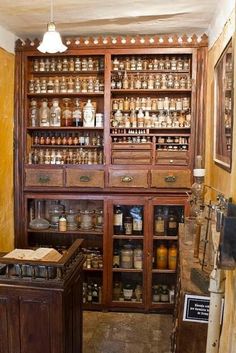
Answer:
0;47;14;251
205;10;236;353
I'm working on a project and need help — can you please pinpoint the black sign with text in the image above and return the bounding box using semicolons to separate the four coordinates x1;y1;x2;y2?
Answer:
183;295;210;323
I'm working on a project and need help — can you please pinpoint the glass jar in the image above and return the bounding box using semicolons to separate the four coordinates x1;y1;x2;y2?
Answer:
50;99;61;127
49;202;64;229
95;209;103;229
29;99;39;127
39;100;50;127
113;249;120;268
153;285;161;302
134;245;143;269
123;283;133;300
167;209;178;236
61;98;73;127
168;243;177;270
121;244;133;269
160;285;169;302
80;210;94;230
113;281;122;300
155;208;165;235
83;99;95;127
124;216;132;235
29;200;50;230
66;208;78;230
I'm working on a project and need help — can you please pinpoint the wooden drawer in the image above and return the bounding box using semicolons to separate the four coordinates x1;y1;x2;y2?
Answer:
156;151;188;166
112;150;152;164
151;169;191;188
25;169;64;187
112;143;152;150
109;169;148;188
66;169;104;188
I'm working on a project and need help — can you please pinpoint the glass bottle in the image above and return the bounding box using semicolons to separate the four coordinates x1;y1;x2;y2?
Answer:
29;200;50;230
49;201;64;229
131;206;143;235
156;243;168;269
124;216;133;235
168;243;177;270
61;98;73;127
113;205;124;234
155;208;165;235
39;100;50;127
29;99;39;127
121;244;133;269
80;210;94;230
167;209;178;236
72;98;83;127
134;245;143;269
50;99;61;127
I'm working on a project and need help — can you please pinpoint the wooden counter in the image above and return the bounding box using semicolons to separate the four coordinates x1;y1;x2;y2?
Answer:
0;239;85;353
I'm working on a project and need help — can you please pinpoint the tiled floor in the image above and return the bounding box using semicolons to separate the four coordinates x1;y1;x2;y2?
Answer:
83;311;172;353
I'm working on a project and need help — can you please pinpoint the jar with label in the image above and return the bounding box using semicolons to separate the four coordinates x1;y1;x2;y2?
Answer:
134;284;142;301
124;216;133;235
49;202;63;229
167;209;178;236
134;245;143;269
155;208;165;235
59;214;67;232
95;209;103;229
113;249;120;268
61;98;73;127
113;205;124;234
131;206;143;235
39;100;50;127
72;98;82;127
168;243;177;270
113;281;122;300
156;243;168;269
29;99;39;127
160;285;169;302
80;210;94;230
83;99;95;127
66;208;78;230
123;283;133;300
121;244;133;269
153;285;161;302
50;99;61;127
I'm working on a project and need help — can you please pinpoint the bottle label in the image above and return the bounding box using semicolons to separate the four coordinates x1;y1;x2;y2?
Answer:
168;221;177;229
155;220;164;233
124;222;132;234
113;213;123;226
133;219;142;231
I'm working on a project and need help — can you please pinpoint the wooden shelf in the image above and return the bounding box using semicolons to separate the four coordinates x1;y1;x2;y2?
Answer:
113;235;144;239
110;300;144;307
31;70;104;76
153;235;178;240
31;144;103;149
28;228;103;235
27;127;104;131
112;268;143;273
111;89;192;93
150;302;174;309
83;268;103;272
152;269;176;273
27;92;104;97
111;69;190;74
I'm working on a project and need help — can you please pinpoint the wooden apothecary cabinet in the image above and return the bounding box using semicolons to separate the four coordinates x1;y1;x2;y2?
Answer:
14;35;207;313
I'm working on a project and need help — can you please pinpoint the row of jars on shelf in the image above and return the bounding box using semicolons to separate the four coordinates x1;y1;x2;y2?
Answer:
225;96;232;111
28;77;104;94
29;202;103;231
32;133;103;147
157;145;188;152
83;282;102;304
112;136;151;144
111;73;192;90
113;244;143;269
112;56;190;72
28;148;103;165
112;96;191;112
82;248;103;269
111;128;148;134
113;282;143;302
152;284;175;303
32;57;104;73
111;110;191;129
29;98;102;128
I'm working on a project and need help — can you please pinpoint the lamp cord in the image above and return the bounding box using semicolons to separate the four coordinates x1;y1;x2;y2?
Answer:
50;0;54;22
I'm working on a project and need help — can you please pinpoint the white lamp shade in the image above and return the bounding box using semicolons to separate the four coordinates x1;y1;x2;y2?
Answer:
37;22;67;53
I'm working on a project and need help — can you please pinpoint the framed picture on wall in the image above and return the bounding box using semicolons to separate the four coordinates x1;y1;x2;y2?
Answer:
214;38;233;172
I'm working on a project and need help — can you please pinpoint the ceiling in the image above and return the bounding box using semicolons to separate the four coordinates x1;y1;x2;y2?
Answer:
0;0;219;39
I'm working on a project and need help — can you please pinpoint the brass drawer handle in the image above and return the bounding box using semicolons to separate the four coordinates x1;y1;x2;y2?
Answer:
80;175;91;182
121;175;133;183
38;175;50;184
165;175;176;183
169;159;174;163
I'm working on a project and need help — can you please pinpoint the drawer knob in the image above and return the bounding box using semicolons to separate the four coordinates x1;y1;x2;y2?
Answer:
121;175;133;183
169;159;174;163
38;175;50;184
165;175;176;183
80;175;91;182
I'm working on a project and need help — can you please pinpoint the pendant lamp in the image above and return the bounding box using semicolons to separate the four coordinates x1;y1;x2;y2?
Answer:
37;0;67;53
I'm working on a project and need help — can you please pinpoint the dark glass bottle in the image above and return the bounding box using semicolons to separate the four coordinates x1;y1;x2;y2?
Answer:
131;206;143;235
154;207;165;235
113;205;124;234
167;209;178;236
